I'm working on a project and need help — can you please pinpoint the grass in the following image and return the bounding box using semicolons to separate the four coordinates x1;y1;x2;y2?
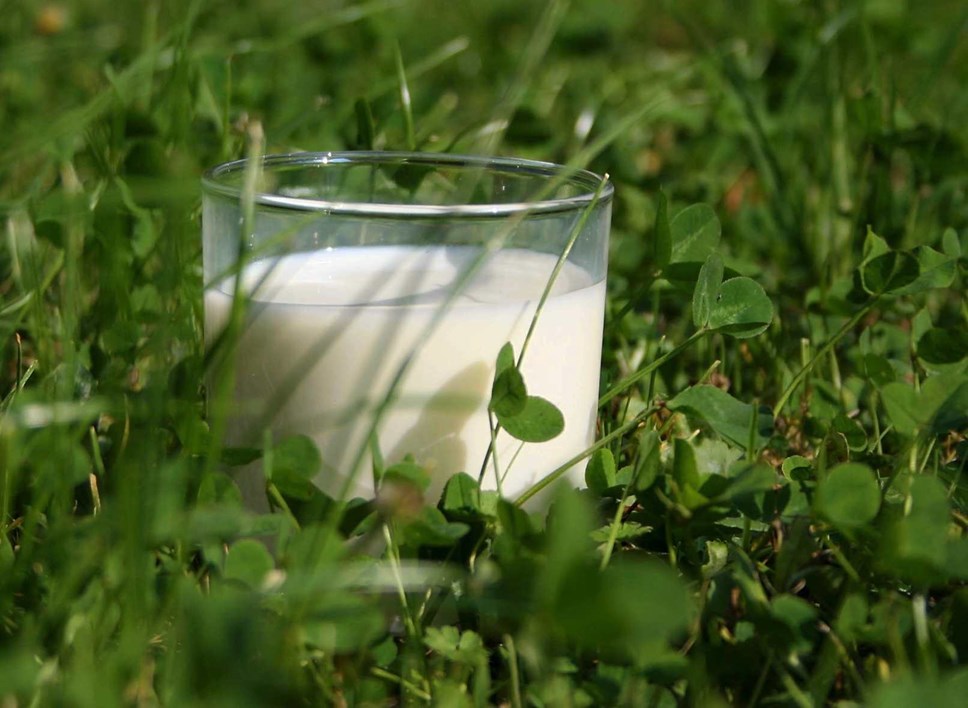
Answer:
1;0;967;705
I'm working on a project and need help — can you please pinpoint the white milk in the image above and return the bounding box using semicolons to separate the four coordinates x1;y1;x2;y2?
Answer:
205;246;605;503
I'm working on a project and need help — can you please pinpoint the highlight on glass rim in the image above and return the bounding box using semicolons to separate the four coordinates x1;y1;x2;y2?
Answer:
1;2;965;706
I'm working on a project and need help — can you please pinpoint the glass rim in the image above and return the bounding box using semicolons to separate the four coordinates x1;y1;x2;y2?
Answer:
201;151;613;218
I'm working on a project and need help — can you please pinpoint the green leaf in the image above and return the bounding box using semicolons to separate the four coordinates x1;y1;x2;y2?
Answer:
479;490;499;517
918;327;968;364
880;383;921;436
912;307;933;344
585;448;617;494
880;475;950;582
815;463;881;529
497;395;564;443
706;277;773;338
181;507;263;543
301;593;384;652
490;364;527;417
383;459;430;493
946;539;968;581
653;189;671;268
424;627;488;665
670;203;721;263
497;498;534;539
862;227;891;261
835;592;869;642
197;472;243;507
692;437;742;476
495;341;515;376
860;250;919;295
864;353;896;386
942;227;962;258
100;319;141;354
542;488;596;595
767;594;819;654
882;372;968;436
932;381;968;434
673;438;700;491
890;244;958;296
371;636;397;668
701;540;729;579
430;680;475;708
869;673;968;708
224;539;274;587
0;650;39;697
667;385;773;450
692;252;724;329
831;413;867;451
268;435;322;501
340;498;375;537
781;455;812;477
552;559;695;659
131;284;161;314
723;461;778;500
591;521;652;543
37;441;92;486
439;472;481;517
221;446;261;466
402;507;470;547
632;430;662;493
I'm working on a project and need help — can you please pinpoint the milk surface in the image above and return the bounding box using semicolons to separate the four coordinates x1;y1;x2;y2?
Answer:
205;246;605;503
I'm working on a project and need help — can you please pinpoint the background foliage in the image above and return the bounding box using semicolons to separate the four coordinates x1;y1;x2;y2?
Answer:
1;0;966;705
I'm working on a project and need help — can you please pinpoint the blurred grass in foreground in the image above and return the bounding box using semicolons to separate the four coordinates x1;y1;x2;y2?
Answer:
1;0;966;706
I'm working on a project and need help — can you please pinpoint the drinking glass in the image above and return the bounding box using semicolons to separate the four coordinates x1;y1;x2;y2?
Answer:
202;152;612;507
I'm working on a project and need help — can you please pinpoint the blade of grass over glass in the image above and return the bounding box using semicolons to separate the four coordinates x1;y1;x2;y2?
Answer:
479;173;609;485
516;175;610;367
330;194;554;507
203;122;265;479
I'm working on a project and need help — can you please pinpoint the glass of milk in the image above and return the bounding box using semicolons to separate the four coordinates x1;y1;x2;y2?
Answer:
202;152;612;508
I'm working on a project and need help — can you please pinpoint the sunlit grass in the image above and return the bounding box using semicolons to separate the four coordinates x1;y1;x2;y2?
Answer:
1;1;966;705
